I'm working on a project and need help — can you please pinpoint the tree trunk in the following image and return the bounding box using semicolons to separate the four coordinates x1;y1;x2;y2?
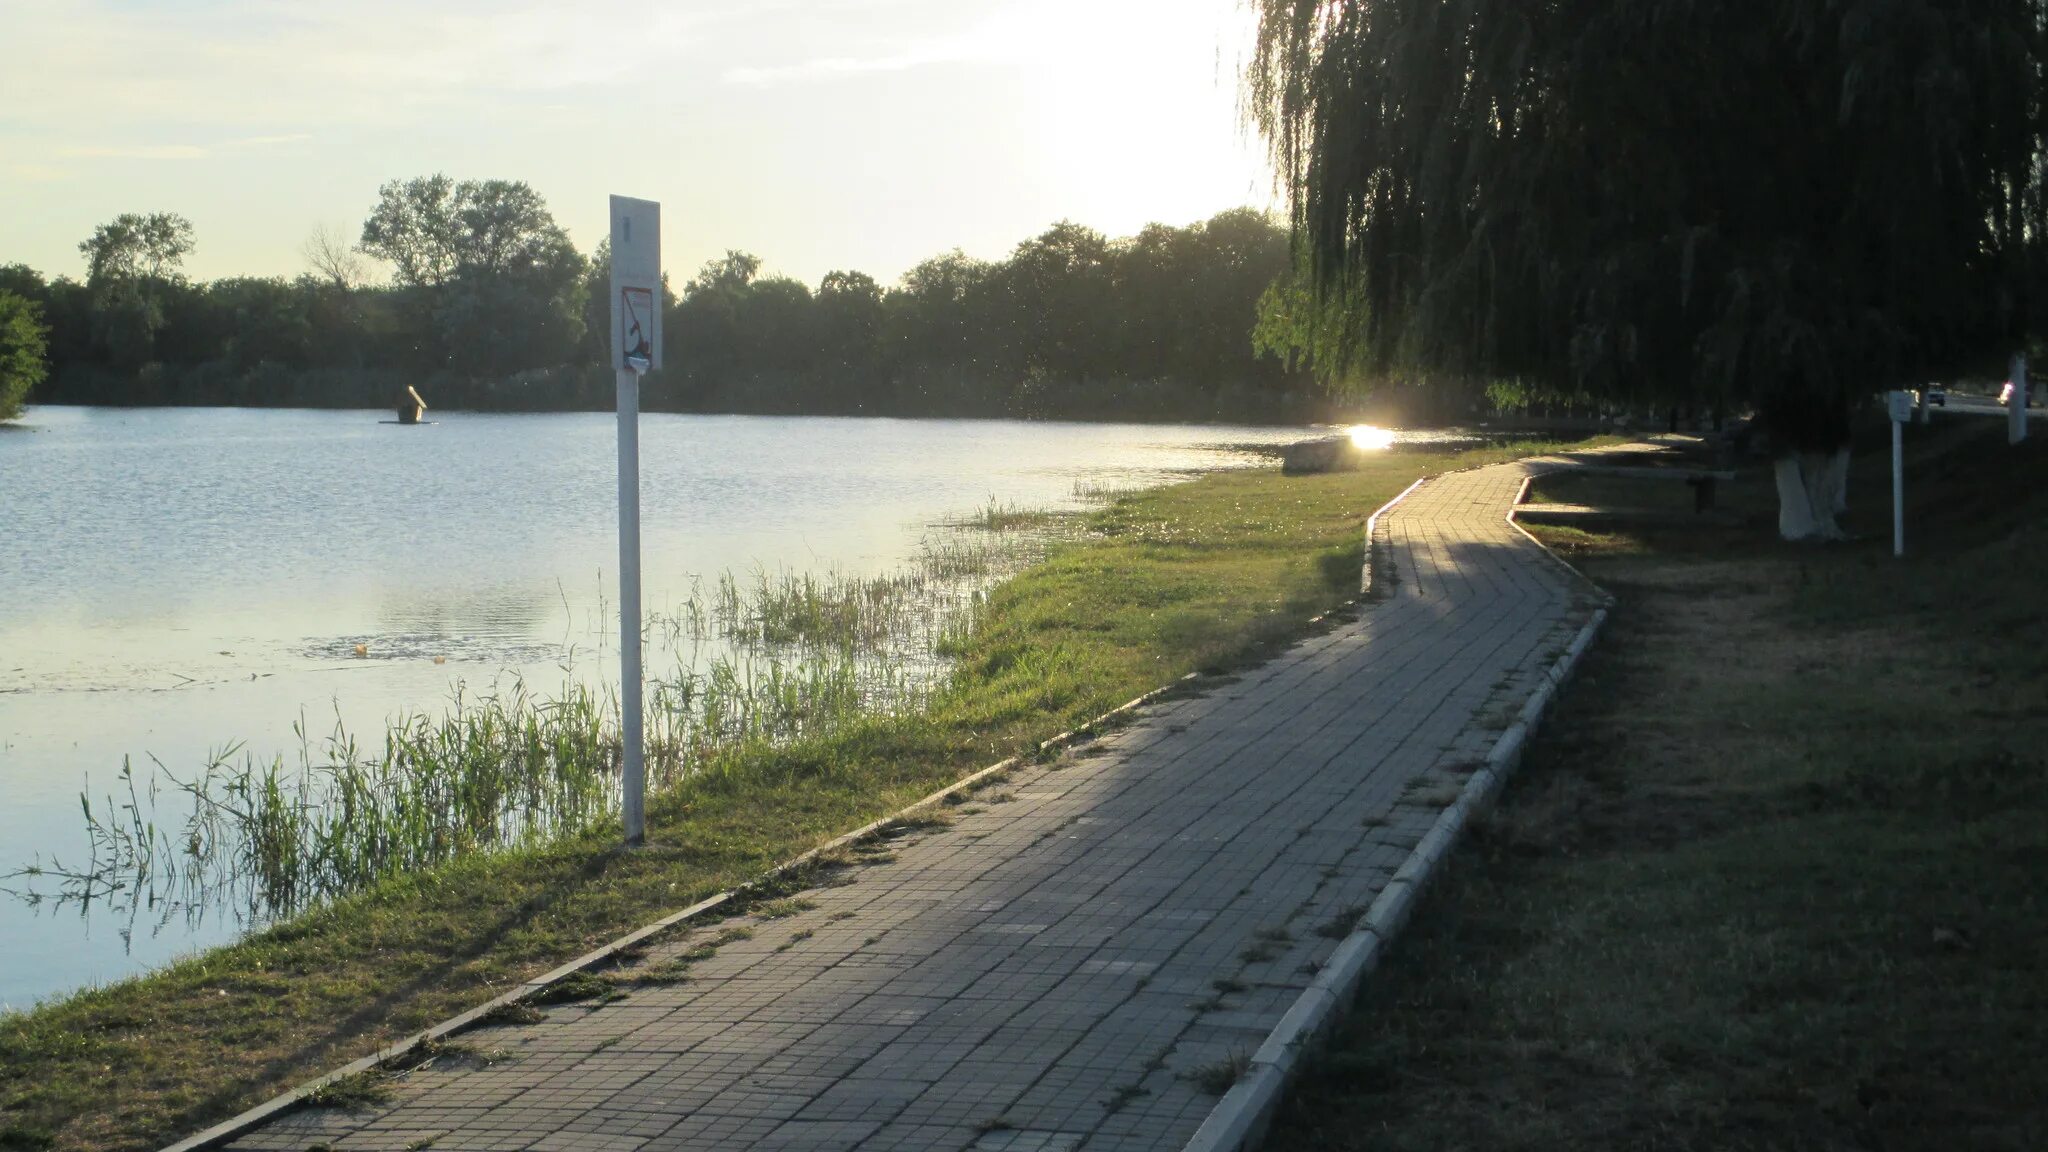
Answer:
1824;445;1850;515
1776;452;1848;541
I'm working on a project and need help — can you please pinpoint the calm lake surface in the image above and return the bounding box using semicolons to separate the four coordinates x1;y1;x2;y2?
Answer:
0;406;1350;1011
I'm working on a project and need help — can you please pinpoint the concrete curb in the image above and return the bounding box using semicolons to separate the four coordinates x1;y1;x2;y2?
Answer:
1361;477;1428;598
1507;472;1619;609
158;675;1201;1152
1179;470;1612;1152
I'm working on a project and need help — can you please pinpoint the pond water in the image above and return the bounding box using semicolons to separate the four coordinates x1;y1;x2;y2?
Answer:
0;406;1365;1011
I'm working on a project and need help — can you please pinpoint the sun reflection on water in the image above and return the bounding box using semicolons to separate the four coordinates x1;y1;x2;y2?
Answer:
1348;425;1396;450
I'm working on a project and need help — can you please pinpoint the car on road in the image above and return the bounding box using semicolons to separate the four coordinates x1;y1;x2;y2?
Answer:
1924;383;1947;407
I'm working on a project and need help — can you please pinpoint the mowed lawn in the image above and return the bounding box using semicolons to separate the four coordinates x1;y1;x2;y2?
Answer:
1268;420;2048;1151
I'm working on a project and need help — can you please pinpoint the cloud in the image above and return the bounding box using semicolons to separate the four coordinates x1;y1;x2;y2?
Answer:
7;163;69;182
723;47;970;86
719;15;1004;88
716;0;1162;88
38;132;308;166
718;10;1014;88
223;134;313;150
0;1;714;132
59;144;210;160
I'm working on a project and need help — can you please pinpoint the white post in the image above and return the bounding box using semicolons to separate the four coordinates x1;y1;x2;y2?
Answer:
2011;353;2030;445
1887;389;1911;559
1892;419;1904;558
608;194;660;848
617;367;645;844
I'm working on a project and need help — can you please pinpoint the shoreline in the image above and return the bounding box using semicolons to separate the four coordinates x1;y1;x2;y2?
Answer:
0;438;1584;1152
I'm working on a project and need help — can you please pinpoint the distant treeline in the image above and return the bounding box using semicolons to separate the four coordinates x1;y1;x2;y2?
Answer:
1;177;1364;424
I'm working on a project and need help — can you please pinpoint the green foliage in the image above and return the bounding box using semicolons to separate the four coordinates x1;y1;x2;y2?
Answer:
16;206;1315;421
664;209;1306;419
358;175;586;379
1252;257;1372;388
78;213;192;287
75;212;194;371
1249;0;2048;446
0;290;48;420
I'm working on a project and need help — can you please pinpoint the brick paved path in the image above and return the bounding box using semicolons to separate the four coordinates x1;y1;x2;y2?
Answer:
225;461;1597;1152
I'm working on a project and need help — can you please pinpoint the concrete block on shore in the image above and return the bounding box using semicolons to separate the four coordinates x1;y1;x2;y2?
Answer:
1282;436;1369;474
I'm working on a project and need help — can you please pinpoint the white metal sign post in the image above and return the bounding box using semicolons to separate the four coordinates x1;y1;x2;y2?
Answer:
609;195;661;846
2011;353;2030;446
1887;389;1912;558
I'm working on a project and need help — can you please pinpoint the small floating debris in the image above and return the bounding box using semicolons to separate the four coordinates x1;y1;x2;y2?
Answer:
353;643;369;658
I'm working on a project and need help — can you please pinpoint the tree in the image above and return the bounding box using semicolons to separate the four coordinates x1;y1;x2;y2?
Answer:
79;213;194;285
1119;209;1294;390
686;251;762;296
302;224;368;292
891;251;991;362
357;176;585;375
1249;0;2048;539
0;290;48;420
0;263;48;304
358;175;461;287
77;212;195;370
992;221;1115;387
816;270;885;390
14;206;1312;418
673;252;763;395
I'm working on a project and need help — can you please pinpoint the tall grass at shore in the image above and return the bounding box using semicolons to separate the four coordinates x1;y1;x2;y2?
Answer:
7;518;1057;925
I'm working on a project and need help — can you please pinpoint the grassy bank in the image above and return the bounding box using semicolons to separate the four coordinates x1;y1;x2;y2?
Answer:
0;438;1575;1152
1269;420;2048;1150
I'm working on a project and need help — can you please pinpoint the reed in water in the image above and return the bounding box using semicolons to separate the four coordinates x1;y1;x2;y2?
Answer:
6;516;1058;924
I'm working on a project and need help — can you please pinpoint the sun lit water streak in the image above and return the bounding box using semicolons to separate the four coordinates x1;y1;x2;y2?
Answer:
1348;424;1397;450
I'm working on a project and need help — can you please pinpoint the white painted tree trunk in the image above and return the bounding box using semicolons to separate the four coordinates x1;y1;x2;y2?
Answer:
1776;452;1849;541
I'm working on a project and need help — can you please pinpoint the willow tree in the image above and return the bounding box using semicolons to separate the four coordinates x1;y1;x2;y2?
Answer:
1250;0;2048;539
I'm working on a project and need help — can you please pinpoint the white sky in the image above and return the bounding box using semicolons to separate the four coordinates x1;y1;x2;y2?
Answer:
0;0;1277;288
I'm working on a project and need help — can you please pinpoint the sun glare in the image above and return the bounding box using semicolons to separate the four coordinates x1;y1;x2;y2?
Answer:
1348;425;1396;451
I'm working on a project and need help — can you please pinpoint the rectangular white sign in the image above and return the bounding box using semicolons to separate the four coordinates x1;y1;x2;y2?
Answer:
609;195;662;372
